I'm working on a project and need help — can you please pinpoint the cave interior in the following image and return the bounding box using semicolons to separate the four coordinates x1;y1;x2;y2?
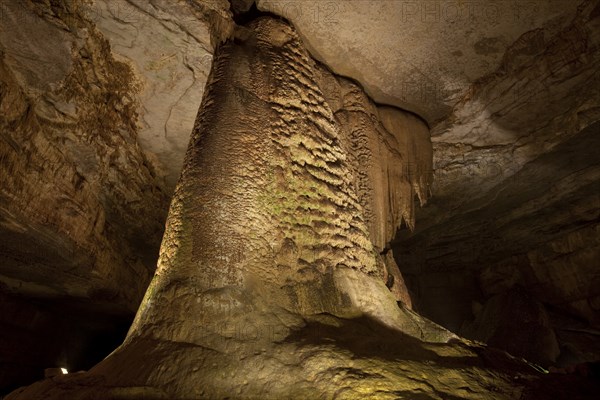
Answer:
0;0;599;399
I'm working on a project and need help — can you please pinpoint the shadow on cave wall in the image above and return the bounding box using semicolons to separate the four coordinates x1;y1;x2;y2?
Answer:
394;120;600;366
0;291;132;395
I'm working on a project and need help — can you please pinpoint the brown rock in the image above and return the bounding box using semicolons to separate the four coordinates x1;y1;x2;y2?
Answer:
461;288;561;365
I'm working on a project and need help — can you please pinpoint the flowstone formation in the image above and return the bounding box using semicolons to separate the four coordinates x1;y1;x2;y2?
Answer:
121;13;446;342
9;16;595;400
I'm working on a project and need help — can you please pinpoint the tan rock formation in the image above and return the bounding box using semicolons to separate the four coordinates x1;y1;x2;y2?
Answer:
127;16;444;345
313;64;432;307
0;0;167;314
394;0;600;349
84;0;233;192
257;0;581;123
2;1;599;398
6;17;559;400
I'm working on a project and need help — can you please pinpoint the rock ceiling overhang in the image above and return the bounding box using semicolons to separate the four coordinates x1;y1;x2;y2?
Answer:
83;0;581;191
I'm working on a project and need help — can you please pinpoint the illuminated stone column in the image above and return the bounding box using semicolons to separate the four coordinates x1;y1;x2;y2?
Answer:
125;17;444;350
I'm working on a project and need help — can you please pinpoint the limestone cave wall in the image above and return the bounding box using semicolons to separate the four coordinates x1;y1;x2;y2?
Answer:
394;0;600;366
0;0;599;398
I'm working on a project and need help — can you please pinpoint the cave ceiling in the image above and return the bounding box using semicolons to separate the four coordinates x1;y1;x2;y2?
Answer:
80;0;586;192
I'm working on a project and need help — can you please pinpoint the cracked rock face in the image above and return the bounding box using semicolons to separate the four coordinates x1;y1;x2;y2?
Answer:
84;0;232;192
1;0;600;397
257;0;581;124
6;17;580;400
0;0;168;319
394;0;600;365
0;0;173;389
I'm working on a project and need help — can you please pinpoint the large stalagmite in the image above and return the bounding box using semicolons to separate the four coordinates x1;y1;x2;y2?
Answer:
8;16;561;400
121;14;445;348
122;16;445;345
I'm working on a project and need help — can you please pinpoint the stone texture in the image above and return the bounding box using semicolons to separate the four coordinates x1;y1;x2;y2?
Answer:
0;0;168;312
313;63;432;306
461;288;561;366
248;2;600;364
394;0;600;362
11;314;595;400
0;0;168;391
2;0;600;397
257;0;581;124
9;17;558;400
3;312;574;400
83;0;233;192
127;16;445;344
